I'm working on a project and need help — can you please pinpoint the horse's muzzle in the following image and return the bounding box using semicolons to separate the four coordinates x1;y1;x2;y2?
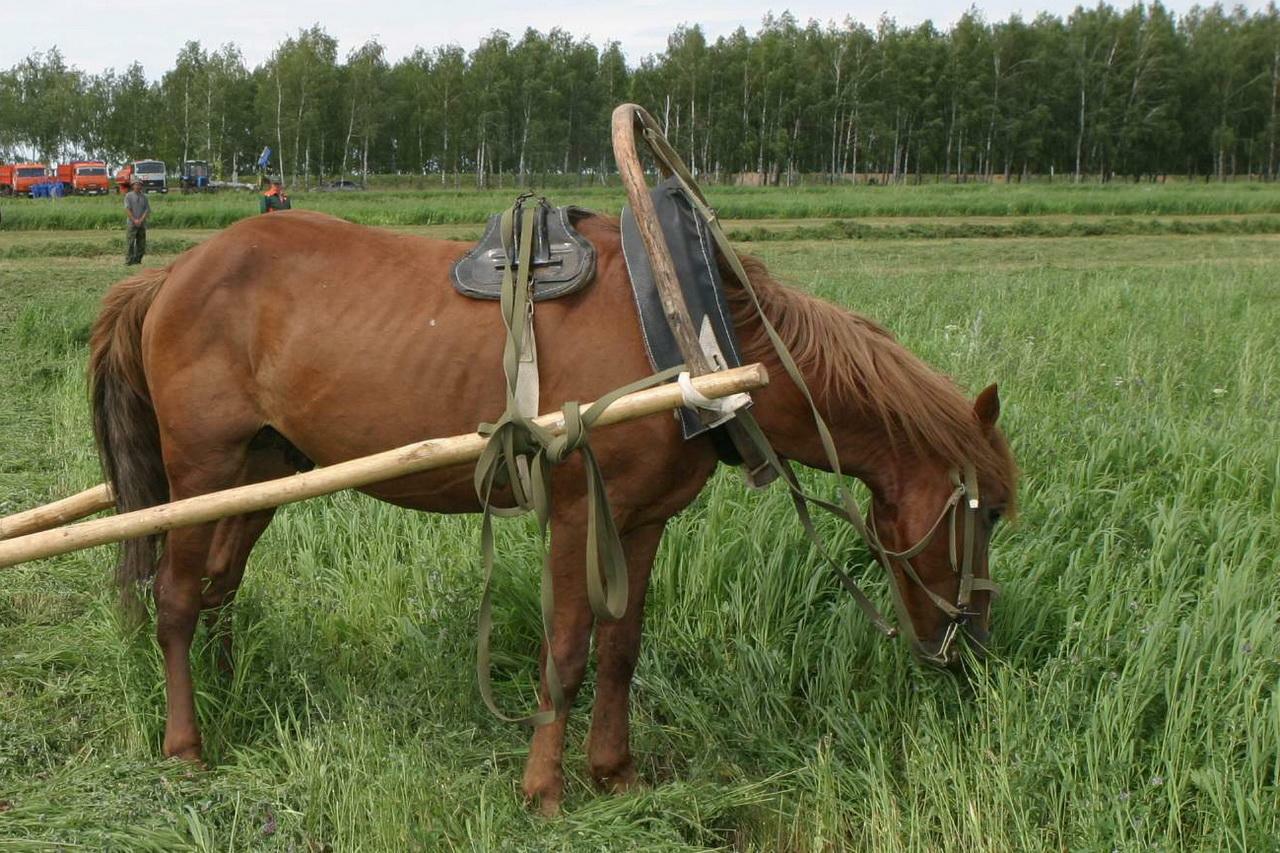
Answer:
912;620;991;671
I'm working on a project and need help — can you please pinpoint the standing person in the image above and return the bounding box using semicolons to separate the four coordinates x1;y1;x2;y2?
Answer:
260;177;291;214
124;179;150;265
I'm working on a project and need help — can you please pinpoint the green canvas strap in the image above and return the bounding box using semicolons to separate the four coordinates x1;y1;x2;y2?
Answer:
474;193;685;724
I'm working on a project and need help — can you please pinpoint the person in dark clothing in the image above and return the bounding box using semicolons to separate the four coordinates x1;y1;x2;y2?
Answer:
260;178;292;213
124;179;150;265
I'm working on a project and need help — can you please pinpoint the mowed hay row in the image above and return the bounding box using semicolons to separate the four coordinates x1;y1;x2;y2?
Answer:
4;181;1280;231
0;223;1277;848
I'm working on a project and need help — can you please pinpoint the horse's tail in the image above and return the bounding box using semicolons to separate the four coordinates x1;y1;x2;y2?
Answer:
89;267;171;624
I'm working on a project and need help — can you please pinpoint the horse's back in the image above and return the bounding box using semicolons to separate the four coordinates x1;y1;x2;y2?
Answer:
134;208;709;517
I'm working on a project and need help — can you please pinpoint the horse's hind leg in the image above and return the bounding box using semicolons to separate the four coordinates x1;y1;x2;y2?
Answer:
201;508;277;676
155;519;219;761
587;522;664;793
154;423;294;761
200;430;300;675
158;500;270;760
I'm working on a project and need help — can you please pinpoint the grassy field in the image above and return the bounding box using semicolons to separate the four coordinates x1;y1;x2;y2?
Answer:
1;185;1278;850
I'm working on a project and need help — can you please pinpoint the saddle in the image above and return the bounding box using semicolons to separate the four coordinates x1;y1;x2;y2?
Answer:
451;200;596;300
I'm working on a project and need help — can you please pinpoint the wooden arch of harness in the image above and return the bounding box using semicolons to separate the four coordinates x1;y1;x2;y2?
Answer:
612;104;893;637
611;103;997;650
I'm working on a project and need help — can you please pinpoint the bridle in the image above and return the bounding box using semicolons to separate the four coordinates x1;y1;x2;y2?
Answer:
765;446;997;666
862;463;999;665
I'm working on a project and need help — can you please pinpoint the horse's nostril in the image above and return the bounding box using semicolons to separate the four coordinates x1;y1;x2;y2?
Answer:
963;623;992;656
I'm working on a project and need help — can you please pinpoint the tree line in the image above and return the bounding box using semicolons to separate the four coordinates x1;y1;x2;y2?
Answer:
2;3;1278;185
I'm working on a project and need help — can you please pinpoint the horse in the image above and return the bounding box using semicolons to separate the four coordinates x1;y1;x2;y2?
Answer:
88;208;1017;815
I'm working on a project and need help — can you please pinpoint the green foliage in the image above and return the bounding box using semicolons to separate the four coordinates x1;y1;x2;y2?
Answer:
2;5;1280;182
0;186;1277;848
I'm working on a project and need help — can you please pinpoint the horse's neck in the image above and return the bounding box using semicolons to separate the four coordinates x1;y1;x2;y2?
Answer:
733;285;924;499
749;355;904;495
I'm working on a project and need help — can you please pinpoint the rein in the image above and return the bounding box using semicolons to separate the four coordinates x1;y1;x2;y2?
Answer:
626;111;995;655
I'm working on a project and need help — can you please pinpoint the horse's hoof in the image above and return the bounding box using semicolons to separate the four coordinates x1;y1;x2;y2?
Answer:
596;765;642;794
523;776;564;818
536;795;563;818
590;754;642;794
164;742;205;768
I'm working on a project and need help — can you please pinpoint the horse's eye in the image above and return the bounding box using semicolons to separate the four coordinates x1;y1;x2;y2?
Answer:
987;508;1004;525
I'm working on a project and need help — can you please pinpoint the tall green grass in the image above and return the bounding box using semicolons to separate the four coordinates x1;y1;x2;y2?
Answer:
1;232;1276;849
3;181;1280;231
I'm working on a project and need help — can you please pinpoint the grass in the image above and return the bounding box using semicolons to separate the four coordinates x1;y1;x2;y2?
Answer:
0;190;1278;849
726;214;1280;242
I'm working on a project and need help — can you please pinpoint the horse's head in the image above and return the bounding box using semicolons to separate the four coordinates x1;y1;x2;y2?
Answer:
869;383;1016;669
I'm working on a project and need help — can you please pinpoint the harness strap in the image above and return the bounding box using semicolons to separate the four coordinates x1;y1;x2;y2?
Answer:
633;118;995;645
474;193;685;725
734;411;897;635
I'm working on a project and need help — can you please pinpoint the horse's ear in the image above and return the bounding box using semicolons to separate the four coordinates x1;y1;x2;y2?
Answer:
974;383;1000;431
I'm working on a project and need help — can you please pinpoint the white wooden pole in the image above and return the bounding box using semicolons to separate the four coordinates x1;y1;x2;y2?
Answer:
1;484;114;540
0;364;768;570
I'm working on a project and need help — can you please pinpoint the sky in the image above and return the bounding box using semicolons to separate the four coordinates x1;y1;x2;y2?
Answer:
1;0;1237;79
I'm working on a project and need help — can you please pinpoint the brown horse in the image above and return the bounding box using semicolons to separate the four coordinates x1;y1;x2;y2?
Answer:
88;208;1016;814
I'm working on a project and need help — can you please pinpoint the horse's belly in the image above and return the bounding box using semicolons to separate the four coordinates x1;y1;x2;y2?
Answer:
353;466;490;515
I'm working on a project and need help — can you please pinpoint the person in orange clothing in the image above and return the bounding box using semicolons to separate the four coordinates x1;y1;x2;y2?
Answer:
260;177;291;214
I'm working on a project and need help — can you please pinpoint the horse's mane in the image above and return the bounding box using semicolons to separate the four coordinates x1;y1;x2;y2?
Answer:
578;212;1016;499
724;254;1016;496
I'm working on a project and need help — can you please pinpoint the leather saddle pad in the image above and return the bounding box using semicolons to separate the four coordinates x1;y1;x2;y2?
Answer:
451;202;596;300
620;176;748;440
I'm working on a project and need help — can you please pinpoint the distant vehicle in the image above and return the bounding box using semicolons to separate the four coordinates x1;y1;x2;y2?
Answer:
0;162;53;197
56;160;111;195
180;160;212;193
115;160;168;193
318;179;363;191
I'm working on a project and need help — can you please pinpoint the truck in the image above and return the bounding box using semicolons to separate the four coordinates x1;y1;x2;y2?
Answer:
55;160;112;195
179;160;212;192
115;159;168;193
0;162;54;197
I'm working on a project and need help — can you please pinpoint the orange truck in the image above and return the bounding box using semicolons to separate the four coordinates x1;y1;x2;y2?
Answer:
114;159;168;193
0;162;53;197
56;160;112;195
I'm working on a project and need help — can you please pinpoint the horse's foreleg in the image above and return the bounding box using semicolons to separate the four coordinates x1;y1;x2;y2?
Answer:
587;521;664;793
155;522;216;762
522;517;594;817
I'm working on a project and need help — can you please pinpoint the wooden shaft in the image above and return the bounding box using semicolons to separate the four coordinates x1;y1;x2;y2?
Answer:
0;364;769;570
1;483;115;540
610;102;778;487
611;103;712;378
